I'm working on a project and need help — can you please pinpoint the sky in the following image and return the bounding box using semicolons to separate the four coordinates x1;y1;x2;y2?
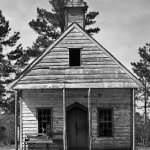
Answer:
1;0;150;72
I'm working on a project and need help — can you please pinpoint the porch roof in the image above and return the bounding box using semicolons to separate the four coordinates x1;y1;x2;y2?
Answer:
12;82;139;89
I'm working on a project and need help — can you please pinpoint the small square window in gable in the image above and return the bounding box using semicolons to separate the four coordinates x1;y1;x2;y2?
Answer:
69;48;81;66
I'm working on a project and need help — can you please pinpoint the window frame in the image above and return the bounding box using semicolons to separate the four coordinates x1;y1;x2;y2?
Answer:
69;48;81;67
37;107;53;136
97;107;114;137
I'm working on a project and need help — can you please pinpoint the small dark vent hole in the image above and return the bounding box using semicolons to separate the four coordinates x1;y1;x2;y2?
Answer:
69;48;81;66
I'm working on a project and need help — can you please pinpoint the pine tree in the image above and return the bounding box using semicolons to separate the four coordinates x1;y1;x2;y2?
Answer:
8;44;28;74
131;43;150;145
26;0;100;58
0;10;20;112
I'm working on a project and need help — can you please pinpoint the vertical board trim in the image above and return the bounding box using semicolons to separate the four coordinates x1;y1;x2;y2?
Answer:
15;90;18;150
20;96;22;150
63;88;67;150
88;88;92;150
132;89;135;150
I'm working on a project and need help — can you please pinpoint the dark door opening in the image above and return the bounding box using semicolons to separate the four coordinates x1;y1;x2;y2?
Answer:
67;103;88;150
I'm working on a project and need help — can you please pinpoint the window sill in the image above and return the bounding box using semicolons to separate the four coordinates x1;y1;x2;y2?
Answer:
97;136;114;140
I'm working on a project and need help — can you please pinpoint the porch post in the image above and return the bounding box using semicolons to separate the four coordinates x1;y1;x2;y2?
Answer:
132;89;135;150
63;88;67;150
88;88;92;150
15;90;18;150
20;93;22;150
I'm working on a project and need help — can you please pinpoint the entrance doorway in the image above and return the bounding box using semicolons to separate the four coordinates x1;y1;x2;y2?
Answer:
67;103;88;150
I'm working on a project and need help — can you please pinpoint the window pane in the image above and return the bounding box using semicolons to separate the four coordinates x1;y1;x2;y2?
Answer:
98;109;112;137
46;123;51;135
38;109;51;135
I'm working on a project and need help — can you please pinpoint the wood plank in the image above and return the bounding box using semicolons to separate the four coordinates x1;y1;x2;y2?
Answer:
22;124;37;128
15;82;138;89
34;64;119;70
82;57;112;62
51;47;68;52
82;62;116;65
22;120;37;124
28;68;124;76
82;51;106;56
34;63;118;69
34;66;68;69
40;55;68;59
40;58;68;63
60;39;92;44
19;78;133;85
21;74;130;82
22;116;36;121
132;89;135;150
40;56;112;62
82;55;109;58
36;63;68;67
56;43;96;47
28;69;65;76
46;51;69;56
88;88;92;150
82;64;118;68
20;97;22;150
82;47;100;51
64;36;88;40
15;90;18;150
63;88;67;150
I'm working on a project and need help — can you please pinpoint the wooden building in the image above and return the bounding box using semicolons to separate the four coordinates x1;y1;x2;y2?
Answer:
8;0;142;150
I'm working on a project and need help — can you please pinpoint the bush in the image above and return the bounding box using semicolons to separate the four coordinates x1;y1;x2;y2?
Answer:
0;113;15;145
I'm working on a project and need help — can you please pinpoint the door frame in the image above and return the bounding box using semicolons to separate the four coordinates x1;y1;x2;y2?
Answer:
67;102;88;112
66;102;89;149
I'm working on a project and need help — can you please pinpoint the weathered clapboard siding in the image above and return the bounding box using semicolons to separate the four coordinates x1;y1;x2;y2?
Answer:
21;89;63;148
91;89;131;149
17;26;136;88
21;88;132;149
21;89;88;147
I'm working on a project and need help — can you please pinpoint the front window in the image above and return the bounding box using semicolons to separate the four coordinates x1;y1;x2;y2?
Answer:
38;108;52;136
98;108;113;137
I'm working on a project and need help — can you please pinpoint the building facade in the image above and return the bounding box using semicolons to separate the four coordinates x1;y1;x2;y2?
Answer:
8;0;142;150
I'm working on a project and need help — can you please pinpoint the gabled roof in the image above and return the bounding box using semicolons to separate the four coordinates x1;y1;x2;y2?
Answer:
7;23;142;90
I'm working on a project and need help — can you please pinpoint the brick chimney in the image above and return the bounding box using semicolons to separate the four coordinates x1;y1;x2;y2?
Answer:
64;0;87;29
